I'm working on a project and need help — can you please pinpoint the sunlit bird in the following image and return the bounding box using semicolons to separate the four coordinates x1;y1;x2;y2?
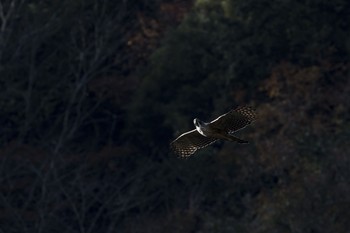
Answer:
170;106;256;158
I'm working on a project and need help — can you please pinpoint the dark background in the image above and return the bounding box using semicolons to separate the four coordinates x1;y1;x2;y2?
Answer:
0;0;349;232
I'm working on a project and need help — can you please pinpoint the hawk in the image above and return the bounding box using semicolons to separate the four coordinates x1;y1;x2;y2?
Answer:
170;106;256;158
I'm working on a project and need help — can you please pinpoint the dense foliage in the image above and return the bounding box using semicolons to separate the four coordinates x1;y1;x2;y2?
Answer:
0;0;349;232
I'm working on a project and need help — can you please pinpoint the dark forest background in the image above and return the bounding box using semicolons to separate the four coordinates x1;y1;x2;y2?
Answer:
0;0;349;232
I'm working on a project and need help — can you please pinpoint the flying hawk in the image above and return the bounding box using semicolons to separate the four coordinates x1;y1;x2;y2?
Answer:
170;106;256;158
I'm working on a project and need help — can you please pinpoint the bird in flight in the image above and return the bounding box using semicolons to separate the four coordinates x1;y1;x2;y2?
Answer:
170;106;256;158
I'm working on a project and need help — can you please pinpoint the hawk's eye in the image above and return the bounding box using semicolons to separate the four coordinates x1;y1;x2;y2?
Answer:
193;118;199;127
194;119;203;127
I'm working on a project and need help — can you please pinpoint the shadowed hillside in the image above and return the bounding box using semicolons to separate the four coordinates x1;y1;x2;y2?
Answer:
0;0;349;232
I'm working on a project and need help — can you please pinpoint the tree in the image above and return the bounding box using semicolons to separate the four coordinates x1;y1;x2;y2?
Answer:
0;0;138;152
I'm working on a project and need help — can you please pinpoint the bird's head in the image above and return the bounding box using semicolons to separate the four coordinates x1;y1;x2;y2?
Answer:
193;118;204;128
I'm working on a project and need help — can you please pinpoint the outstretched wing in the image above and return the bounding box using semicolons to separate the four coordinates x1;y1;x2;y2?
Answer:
210;106;256;132
170;129;217;158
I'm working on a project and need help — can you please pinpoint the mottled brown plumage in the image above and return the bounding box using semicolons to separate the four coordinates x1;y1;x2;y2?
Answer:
171;106;256;158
